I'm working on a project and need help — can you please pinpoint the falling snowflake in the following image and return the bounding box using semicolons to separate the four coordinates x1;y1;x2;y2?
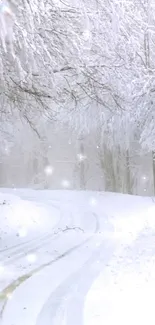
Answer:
77;153;87;162
61;180;70;189
89;198;97;206
44;165;53;176
26;253;37;263
6;292;12;299
4;147;10;155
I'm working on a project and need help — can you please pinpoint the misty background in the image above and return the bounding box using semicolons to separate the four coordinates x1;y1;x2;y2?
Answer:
0;0;154;195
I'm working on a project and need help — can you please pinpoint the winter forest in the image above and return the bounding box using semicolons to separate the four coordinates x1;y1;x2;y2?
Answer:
0;0;155;195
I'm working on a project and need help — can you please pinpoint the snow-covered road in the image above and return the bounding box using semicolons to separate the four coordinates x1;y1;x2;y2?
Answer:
1;190;155;325
0;190;117;325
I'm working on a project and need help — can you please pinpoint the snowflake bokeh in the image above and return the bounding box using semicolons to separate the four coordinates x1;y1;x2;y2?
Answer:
26;253;37;263
44;165;53;176
77;153;87;162
61;180;70;189
6;292;12;300
89;198;97;206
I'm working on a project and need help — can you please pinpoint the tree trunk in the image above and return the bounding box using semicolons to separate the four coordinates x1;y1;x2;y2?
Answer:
152;151;155;195
126;150;131;194
79;142;86;190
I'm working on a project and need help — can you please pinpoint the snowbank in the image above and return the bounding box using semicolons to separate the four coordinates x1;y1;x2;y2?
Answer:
0;191;59;237
0;192;21;205
84;228;155;325
82;193;155;325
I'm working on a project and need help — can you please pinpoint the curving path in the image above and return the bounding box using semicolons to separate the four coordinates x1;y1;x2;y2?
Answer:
0;190;118;325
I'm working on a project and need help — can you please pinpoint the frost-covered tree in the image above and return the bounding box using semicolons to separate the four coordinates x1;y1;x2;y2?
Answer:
0;0;155;194
0;0;132;129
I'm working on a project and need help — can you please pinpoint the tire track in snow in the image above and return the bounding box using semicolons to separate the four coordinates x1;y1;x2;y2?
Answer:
0;213;99;322
1;226;85;267
0;205;63;263
0;197;61;253
0;204;97;267
36;213;114;325
0;231;57;255
59;239;116;325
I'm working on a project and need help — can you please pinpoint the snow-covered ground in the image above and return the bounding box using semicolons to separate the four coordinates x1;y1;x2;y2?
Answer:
0;189;155;325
